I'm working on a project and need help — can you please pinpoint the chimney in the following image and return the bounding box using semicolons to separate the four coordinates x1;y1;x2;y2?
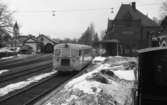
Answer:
132;2;136;10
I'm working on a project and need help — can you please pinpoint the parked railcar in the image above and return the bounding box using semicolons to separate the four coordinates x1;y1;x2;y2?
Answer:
137;47;167;105
53;43;93;72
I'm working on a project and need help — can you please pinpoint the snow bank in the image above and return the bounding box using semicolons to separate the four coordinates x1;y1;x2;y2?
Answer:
0;47;14;53
42;56;137;105
0;71;57;97
0;56;15;60
92;56;106;64
114;70;135;81
0;69;9;75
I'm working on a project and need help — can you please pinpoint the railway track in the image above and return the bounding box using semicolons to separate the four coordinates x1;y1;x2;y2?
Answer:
0;72;76;105
0;54;52;69
0;55;37;65
0;62;92;105
0;55;32;63
0;60;52;87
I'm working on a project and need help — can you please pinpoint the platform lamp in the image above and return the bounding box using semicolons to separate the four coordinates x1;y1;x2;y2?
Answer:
52;10;56;16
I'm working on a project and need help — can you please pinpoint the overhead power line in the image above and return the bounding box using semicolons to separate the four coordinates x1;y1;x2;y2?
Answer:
4;2;163;16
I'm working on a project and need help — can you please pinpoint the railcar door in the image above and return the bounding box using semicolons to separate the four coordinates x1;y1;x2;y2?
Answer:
138;48;167;105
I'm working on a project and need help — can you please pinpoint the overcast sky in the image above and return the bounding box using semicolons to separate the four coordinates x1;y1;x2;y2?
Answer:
3;0;165;39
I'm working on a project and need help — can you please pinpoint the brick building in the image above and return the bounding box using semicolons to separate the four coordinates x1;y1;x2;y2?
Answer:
103;2;161;56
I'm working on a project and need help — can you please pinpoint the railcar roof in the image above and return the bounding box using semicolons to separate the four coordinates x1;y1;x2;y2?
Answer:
54;43;92;49
137;47;167;53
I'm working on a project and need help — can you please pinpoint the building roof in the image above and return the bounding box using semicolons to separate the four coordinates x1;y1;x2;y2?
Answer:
23;36;40;43
37;34;58;44
137;47;167;54
18;35;29;42
114;3;159;27
54;43;92;50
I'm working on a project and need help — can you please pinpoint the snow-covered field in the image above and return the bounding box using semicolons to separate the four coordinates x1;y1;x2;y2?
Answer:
42;56;137;105
0;47;14;53
0;71;57;97
0;47;32;60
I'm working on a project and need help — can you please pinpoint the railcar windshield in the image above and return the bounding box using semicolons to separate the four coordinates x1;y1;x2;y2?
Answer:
54;43;92;57
54;49;61;56
61;48;71;57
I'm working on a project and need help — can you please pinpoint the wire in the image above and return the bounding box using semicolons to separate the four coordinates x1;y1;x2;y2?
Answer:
7;2;162;13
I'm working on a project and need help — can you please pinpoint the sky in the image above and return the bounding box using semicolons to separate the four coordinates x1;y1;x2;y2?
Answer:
2;0;165;39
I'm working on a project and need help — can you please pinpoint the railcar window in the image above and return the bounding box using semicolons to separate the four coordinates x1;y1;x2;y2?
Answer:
54;49;60;56
62;48;70;56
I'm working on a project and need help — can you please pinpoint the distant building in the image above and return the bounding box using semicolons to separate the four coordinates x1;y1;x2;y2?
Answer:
22;35;41;54
152;34;167;47
37;34;58;53
103;2;161;56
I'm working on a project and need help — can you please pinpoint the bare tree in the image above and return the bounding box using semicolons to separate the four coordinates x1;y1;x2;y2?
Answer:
100;30;106;40
0;1;13;33
0;1;13;47
78;23;96;45
160;1;167;19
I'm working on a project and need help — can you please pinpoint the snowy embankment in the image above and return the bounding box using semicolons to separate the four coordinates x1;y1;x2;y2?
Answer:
43;56;137;105
0;47;30;60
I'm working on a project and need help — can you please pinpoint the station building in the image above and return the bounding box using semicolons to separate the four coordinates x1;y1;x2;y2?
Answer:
102;2;161;56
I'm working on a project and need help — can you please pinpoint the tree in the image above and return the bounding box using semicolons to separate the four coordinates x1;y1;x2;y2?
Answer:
161;16;167;30
161;1;167;19
152;17;160;25
0;1;13;32
0;1;13;47
78;23;96;45
100;30;106;40
92;33;99;48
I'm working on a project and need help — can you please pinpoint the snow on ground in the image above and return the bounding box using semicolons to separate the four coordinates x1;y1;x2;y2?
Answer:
0;56;16;60
0;69;9;75
92;56;106;64
42;56;137;105
0;47;14;53
114;70;135;81
0;71;57;97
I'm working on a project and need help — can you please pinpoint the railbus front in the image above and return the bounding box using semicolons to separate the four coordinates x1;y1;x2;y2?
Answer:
53;43;93;72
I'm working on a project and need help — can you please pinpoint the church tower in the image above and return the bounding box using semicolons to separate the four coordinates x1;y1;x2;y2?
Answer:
13;22;19;47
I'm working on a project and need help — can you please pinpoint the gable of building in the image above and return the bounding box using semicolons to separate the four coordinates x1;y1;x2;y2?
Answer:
37;34;58;45
18;35;29;43
115;3;159;27
23;36;40;44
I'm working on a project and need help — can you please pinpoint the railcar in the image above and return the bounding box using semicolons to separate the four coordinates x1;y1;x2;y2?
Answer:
137;47;167;105
53;43;93;72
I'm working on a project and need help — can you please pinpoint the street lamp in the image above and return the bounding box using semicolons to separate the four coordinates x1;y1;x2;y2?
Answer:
52;10;56;16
